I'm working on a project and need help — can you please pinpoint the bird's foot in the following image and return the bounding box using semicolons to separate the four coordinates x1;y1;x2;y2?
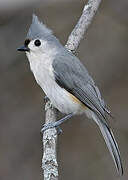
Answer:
41;113;73;134
41;122;62;135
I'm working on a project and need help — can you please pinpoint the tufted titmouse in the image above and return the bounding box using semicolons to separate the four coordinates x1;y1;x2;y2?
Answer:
17;15;123;175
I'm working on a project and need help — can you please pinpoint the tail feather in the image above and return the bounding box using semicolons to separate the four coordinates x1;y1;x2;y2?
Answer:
93;113;123;176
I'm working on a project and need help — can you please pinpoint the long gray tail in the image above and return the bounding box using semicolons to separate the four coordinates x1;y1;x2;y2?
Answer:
92;113;123;176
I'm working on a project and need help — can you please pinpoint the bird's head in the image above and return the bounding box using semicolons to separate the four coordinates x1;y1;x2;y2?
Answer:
17;14;61;57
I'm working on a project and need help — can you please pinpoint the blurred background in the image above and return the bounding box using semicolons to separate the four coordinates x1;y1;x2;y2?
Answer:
0;0;128;179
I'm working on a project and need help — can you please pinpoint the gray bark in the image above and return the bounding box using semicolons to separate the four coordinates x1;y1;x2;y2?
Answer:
42;0;102;179
42;102;58;180
65;0;101;52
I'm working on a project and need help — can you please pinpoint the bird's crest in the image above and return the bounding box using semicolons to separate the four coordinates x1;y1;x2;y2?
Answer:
27;14;52;40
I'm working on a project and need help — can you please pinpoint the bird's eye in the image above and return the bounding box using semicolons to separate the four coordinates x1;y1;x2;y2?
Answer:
34;39;41;47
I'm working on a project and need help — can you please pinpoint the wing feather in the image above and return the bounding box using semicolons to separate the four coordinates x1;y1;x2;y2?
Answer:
53;52;106;118
52;51;123;175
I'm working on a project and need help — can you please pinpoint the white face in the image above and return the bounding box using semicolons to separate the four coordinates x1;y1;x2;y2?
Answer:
25;37;57;65
27;39;47;54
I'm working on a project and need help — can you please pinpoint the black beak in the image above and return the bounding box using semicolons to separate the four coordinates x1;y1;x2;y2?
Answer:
17;46;30;52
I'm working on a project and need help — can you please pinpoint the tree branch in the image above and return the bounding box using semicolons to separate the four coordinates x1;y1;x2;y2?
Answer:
65;0;101;52
42;0;102;179
42;102;58;180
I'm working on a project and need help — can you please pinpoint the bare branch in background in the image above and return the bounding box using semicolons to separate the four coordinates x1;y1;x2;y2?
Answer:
42;0;102;179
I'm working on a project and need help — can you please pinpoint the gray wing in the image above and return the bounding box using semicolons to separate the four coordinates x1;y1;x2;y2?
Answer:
53;51;107;119
52;51;123;175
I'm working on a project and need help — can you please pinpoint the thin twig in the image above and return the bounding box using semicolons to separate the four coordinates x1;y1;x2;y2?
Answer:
42;0;102;179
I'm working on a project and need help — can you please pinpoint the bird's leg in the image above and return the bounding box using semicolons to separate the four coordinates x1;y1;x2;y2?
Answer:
41;113;74;133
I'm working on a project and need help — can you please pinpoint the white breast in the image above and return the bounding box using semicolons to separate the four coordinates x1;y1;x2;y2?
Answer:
26;51;84;114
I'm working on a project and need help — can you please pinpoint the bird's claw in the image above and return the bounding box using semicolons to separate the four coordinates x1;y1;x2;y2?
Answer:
41;122;55;132
41;122;62;135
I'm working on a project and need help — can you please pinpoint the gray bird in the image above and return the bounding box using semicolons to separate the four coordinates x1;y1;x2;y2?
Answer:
17;14;123;176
